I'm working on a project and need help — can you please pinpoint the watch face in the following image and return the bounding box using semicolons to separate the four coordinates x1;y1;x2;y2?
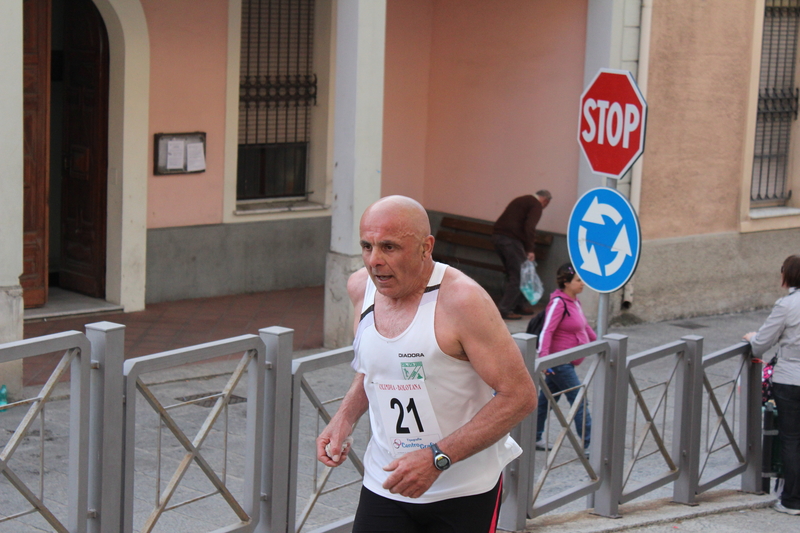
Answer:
435;454;450;470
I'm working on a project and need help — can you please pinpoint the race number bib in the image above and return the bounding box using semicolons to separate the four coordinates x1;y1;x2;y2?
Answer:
373;380;442;457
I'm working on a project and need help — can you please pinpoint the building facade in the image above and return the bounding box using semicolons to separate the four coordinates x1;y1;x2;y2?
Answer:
2;0;798;393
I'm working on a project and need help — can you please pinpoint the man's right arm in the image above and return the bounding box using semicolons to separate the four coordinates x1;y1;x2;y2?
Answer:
316;373;368;466
316;267;370;467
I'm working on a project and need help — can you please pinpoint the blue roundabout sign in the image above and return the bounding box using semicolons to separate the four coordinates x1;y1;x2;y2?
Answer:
567;187;641;294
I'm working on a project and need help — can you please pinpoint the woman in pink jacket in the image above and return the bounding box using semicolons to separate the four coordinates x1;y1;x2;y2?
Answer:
535;262;596;451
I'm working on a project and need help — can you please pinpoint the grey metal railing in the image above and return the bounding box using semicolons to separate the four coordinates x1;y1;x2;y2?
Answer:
0;322;764;533
695;341;762;496
0;331;91;533
121;334;266;533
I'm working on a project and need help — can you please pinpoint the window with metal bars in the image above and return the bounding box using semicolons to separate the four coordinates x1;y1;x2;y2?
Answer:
238;0;317;201
752;0;799;206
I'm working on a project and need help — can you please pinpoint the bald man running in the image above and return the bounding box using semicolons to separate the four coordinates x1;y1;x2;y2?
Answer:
317;195;537;533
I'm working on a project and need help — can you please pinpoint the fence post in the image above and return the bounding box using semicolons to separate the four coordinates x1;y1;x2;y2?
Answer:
256;327;294;533
591;334;627;518
85;322;126;533
740;343;763;494
673;335;703;505
498;333;538;532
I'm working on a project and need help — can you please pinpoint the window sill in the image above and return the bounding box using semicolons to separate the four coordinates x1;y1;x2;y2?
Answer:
741;206;800;233
234;199;329;216
749;206;800;219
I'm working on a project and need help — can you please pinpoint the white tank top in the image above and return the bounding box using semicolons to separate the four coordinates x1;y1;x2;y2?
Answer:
352;262;521;503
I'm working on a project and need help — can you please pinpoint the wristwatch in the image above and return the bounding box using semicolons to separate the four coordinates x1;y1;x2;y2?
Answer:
430;443;451;471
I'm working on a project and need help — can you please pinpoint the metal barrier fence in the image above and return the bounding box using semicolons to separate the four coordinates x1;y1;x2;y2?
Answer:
0;323;762;533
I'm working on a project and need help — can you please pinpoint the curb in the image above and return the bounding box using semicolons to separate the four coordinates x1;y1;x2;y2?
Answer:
520;490;777;532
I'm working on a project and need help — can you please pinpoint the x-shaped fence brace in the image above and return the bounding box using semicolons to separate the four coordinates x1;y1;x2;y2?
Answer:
133;350;256;533
0;349;76;533
699;358;746;481
622;358;679;491
531;360;599;504
295;375;365;533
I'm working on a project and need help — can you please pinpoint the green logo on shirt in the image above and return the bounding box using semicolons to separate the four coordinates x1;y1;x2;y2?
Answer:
401;362;425;380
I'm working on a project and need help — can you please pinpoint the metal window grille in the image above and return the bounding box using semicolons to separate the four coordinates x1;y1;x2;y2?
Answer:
238;0;317;201
752;0;799;205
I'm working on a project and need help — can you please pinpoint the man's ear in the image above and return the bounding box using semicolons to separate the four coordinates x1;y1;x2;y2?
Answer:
422;235;435;258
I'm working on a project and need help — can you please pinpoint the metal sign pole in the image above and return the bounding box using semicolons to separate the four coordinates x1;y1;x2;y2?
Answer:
576;68;646;339
595;177;618;338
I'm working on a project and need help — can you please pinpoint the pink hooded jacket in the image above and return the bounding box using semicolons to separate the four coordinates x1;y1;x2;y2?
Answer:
538;289;597;365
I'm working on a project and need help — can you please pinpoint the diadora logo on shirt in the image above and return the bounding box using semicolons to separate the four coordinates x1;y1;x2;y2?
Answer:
401;362;425;380
398;352;425;358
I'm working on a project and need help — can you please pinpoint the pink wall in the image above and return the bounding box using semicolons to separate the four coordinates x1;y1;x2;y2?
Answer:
383;0;587;232
142;0;228;228
382;0;433;202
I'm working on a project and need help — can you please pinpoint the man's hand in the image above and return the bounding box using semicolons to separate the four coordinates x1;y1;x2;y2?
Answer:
316;374;368;468
743;331;756;342
381;448;441;499
317;427;353;467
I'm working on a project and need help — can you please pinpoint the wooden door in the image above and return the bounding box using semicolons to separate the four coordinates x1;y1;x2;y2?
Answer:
21;0;51;308
60;0;109;298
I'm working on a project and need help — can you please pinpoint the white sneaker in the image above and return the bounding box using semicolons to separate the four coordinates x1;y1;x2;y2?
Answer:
774;502;800;515
535;439;550;451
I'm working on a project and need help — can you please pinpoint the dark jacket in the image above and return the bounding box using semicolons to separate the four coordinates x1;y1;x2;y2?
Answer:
493;195;543;254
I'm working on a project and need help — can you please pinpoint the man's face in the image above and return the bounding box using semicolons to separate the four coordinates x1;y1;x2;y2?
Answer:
539;196;551;209
359;210;432;300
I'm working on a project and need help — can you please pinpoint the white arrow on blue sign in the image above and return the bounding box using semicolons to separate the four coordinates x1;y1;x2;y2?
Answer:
567;187;641;294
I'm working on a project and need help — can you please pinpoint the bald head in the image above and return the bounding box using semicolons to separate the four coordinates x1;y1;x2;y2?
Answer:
361;195;431;241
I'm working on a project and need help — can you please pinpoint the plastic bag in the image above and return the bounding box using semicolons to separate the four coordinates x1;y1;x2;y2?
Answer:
520;260;544;305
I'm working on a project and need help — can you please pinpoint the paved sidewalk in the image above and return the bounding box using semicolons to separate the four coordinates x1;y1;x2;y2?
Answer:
2;287;791;532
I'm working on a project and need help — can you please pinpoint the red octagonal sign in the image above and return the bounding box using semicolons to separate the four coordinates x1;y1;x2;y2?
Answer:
578;69;647;179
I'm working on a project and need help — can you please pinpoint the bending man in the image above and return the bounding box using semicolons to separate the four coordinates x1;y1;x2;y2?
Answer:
492;190;552;320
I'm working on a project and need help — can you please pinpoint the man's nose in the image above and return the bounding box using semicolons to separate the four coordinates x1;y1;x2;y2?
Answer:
365;248;384;266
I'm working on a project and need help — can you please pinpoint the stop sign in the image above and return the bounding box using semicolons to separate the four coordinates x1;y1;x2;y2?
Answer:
578;69;647;179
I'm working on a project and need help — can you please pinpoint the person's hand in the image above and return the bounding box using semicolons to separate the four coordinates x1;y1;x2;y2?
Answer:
381;448;442;498
743;332;756;342
527;251;536;262
317;427;354;467
545;368;555;375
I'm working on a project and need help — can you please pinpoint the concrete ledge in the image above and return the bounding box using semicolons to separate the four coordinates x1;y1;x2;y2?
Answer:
523;489;776;533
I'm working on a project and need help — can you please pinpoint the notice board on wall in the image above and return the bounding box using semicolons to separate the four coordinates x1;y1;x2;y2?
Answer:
154;132;207;175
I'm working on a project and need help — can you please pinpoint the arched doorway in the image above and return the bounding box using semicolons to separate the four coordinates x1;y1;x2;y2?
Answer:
22;0;110;308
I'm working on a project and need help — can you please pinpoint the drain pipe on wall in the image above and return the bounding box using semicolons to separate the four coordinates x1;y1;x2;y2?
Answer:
622;0;652;312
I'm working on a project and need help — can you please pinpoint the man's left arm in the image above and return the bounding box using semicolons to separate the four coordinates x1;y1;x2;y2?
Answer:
381;275;537;498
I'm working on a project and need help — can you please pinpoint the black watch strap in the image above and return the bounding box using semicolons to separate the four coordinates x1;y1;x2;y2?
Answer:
431;443;451;471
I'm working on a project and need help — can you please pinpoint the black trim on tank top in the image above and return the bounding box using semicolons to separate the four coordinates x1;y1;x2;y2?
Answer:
360;304;375;322
360;283;438;322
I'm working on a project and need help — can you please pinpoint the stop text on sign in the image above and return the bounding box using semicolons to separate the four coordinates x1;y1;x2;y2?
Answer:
580;100;640;149
578;69;647;179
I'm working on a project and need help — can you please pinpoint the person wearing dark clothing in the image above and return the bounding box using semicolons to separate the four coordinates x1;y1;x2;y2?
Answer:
491;191;551;320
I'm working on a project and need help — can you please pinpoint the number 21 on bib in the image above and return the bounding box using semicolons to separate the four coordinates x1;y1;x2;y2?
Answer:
374;380;442;457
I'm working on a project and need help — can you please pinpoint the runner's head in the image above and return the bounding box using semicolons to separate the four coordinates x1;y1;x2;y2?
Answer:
359;196;435;300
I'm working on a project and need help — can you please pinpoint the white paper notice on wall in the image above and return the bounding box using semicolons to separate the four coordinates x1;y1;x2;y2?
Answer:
186;142;206;172
166;140;186;170
154;132;206;175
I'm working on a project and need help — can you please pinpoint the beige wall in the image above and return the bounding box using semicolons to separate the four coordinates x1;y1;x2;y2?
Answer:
382;0;588;231
640;0;755;240
142;0;229;228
